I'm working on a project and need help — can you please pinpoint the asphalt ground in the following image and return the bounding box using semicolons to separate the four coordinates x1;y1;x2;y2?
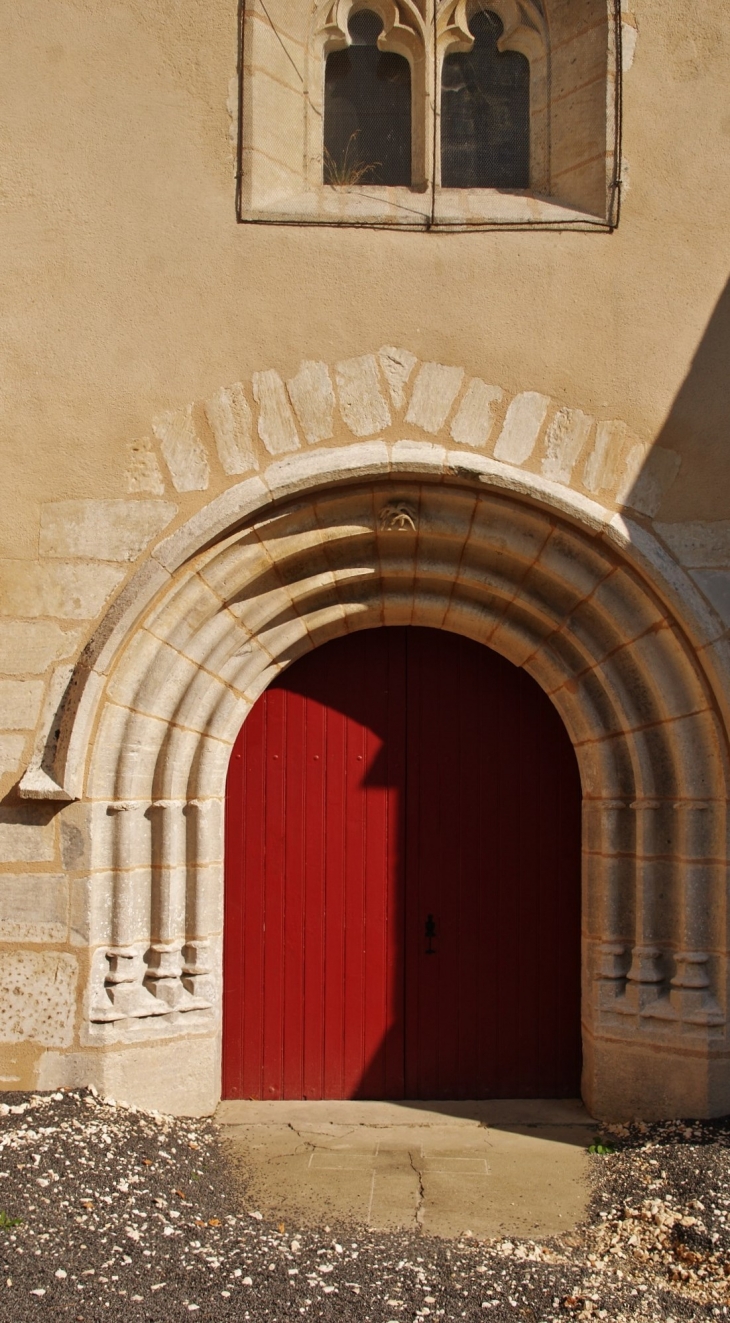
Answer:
0;1089;729;1322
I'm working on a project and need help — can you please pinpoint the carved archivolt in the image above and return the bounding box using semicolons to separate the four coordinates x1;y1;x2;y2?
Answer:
32;446;725;1086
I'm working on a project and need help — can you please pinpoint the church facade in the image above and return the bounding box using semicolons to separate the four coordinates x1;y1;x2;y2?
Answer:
1;0;729;1118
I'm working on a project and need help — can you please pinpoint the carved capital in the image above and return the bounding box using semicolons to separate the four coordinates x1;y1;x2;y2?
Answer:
379;500;417;532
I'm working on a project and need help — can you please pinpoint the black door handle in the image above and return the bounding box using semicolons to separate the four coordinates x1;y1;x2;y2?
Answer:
425;914;436;954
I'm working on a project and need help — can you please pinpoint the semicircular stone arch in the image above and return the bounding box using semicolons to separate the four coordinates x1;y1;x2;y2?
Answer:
63;463;730;1120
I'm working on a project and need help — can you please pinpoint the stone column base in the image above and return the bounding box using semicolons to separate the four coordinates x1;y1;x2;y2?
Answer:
583;1030;730;1121
34;1033;220;1117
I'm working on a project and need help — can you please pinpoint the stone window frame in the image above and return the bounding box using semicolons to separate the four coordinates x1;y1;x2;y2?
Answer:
237;0;622;231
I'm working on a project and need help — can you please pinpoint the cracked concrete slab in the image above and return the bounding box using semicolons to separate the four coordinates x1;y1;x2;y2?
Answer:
217;1099;594;1240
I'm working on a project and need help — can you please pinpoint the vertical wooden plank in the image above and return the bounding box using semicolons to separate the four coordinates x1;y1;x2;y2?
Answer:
302;680;327;1099
259;688;286;1098
356;628;406;1098
282;682;306;1098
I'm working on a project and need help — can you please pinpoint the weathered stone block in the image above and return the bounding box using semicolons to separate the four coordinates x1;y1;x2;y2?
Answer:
0;806;56;863
153;406;210;492
191;863;224;935
126;439;166;495
691;570;730;626
264;441;390;501
390;440;446;473
252;369;300;454
541;407;593;483
378;346;417;410
0;734;25;779
0;561;125;620
494;392;551;465
406;363;464;434
335;356;391;436
85;703;164;802
60;804;91;871
583;420;646;503
655;521;730;570
0;679;44;730
69;872;114;947
105;628;198;721
286;361;335;444
38;1033;220;1116
450;379;503;448
0;951;77;1048
0;873;68;942
0;621;82;675
40;499;176;563
204;383;257;475
583;1033;730;1122
610;514;724;646
626;446;681;516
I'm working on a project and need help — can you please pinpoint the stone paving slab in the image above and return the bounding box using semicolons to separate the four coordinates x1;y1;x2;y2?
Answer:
218;1098;595;1239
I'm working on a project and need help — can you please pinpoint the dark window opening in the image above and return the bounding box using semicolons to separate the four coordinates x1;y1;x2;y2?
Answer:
441;9;529;189
324;9;412;187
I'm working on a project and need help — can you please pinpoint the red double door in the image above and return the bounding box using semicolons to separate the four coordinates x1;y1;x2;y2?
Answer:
223;627;582;1100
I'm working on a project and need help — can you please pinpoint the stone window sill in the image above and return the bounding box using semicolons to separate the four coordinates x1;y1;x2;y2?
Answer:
238;185;612;231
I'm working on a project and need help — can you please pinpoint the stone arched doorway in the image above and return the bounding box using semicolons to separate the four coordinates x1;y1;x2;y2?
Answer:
28;453;729;1118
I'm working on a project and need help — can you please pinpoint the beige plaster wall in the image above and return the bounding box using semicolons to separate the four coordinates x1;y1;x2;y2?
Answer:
1;0;730;1106
1;1;728;525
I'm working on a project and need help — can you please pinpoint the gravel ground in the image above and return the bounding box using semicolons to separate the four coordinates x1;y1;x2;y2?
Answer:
1;1091;730;1322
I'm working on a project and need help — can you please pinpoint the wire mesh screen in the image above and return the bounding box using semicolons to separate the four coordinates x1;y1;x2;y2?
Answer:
324;10;412;187
441;10;529;189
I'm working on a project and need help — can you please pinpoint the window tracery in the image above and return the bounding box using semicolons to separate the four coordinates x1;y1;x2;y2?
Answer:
323;10;413;186
239;0;620;228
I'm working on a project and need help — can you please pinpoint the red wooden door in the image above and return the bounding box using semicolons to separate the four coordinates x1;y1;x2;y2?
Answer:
223;627;581;1100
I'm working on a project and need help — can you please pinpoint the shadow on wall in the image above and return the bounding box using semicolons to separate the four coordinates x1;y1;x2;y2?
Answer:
635;274;730;522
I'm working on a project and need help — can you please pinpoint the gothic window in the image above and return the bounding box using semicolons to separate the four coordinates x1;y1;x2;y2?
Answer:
441;9;529;190
324;10;412;187
239;0;621;230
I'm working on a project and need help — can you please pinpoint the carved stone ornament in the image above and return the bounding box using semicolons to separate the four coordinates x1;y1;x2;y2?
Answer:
437;0;546;59
379;500;417;531
317;0;428;57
